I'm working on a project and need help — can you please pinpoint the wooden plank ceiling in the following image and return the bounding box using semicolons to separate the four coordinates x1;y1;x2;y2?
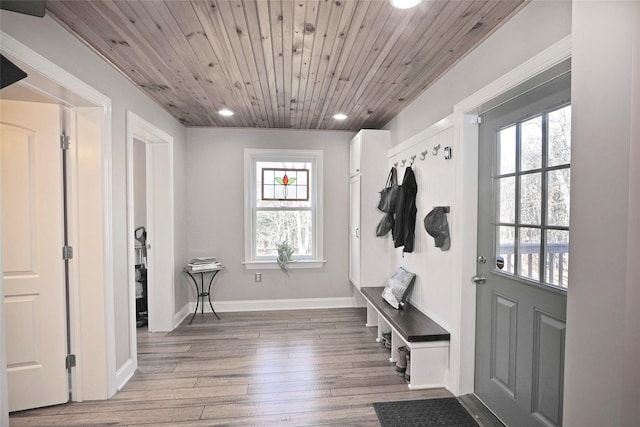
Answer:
46;0;527;130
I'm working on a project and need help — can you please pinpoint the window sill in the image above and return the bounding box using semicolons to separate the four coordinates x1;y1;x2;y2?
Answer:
242;260;326;270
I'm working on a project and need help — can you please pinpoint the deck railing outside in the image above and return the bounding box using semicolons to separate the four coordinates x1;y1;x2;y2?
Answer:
498;242;569;288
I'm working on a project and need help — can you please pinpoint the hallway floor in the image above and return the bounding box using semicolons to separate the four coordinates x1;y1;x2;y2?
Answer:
9;308;481;426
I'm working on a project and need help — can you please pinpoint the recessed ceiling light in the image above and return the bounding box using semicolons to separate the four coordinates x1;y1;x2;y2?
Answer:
218;108;234;116
389;0;422;9
333;113;347;120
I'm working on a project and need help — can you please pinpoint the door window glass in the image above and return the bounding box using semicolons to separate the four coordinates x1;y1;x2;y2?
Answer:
548;106;572;167
497;177;515;223
498;126;516;174
496;225;515;275
520;116;542;171
494;105;571;289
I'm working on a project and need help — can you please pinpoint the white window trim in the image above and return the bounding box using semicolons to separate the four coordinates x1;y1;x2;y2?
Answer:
243;148;325;269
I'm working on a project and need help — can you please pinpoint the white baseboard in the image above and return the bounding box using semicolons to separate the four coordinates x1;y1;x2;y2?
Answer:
114;358;136;391
407;383;447;390
186;296;360;314
174;302;192;328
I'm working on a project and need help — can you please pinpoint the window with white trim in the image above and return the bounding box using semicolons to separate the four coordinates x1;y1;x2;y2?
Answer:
244;149;324;269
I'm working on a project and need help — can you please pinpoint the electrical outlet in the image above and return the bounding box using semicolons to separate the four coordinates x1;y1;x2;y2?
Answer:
255;272;262;283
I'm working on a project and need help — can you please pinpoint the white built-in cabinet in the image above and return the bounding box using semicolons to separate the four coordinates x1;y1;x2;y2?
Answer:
349;130;391;289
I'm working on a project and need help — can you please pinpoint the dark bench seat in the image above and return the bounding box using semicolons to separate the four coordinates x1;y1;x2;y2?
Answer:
360;287;450;342
359;286;450;390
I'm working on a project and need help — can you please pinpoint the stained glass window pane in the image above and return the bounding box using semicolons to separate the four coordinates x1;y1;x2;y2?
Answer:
261;167;309;201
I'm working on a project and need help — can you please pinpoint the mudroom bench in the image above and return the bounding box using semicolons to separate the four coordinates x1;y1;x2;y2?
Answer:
360;286;450;390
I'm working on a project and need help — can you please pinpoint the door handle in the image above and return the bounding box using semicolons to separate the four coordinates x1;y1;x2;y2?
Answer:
355;227;360;238
471;275;486;285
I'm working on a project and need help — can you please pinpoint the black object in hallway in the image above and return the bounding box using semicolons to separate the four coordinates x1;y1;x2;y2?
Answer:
373;397;479;427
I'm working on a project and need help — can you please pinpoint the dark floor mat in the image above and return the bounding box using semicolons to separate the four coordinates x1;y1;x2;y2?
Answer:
373;397;479;427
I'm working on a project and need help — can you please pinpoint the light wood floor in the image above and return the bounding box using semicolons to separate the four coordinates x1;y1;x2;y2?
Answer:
10;308;462;426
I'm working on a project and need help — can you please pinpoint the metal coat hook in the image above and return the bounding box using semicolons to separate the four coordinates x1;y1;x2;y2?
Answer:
420;150;428;160
410;155;416;165
401;159;407;167
432;144;441;156
394;162;398;168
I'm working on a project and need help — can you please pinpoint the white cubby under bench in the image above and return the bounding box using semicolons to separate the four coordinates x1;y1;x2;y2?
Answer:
360;286;451;390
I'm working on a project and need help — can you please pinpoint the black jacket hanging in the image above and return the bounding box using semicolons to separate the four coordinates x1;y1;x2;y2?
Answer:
393;166;417;253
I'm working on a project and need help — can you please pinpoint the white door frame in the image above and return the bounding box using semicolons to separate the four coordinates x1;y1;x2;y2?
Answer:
448;36;572;396
122;111;175;386
0;111;6;427
1;31;115;422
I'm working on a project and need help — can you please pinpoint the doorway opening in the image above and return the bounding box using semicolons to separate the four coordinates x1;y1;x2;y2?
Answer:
120;111;175;388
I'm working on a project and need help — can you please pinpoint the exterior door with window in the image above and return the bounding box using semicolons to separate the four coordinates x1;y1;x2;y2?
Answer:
475;74;570;427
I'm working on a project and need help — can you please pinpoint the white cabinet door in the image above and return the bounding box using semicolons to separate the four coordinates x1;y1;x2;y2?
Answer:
1;100;69;411
349;176;361;288
348;130;390;289
349;134;361;177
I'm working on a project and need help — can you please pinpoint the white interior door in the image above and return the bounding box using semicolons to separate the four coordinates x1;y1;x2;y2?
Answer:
1;99;68;411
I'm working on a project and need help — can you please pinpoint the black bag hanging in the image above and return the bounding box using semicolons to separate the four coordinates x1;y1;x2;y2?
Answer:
376;212;395;237
377;167;400;213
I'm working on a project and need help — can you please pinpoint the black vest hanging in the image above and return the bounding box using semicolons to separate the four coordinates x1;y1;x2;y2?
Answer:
393;166;417;254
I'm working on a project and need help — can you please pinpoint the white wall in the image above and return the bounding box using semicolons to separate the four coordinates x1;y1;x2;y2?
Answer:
0;11;188;392
564;2;640;425
385;0;572;147
387;122;455;332
185;128;354;306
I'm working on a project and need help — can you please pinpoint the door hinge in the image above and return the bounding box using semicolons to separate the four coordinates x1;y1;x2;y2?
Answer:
66;354;76;369
60;133;70;150
62;246;73;260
